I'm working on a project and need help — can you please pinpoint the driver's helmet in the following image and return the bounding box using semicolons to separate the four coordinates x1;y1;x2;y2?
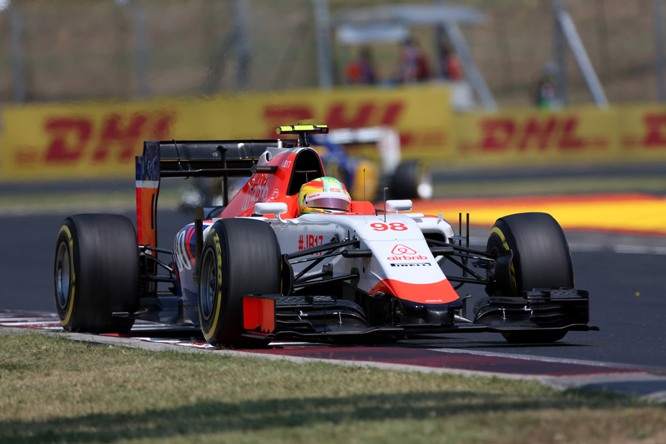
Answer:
298;177;351;214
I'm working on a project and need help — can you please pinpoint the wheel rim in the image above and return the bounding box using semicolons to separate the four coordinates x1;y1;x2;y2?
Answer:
417;182;433;199
416;170;433;199
55;242;71;309
199;249;217;319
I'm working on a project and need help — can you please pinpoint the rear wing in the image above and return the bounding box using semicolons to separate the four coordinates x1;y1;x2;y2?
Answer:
135;139;287;248
135;124;329;249
137;139;286;179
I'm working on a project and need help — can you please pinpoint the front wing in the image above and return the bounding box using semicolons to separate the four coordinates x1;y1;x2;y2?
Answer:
241;289;597;342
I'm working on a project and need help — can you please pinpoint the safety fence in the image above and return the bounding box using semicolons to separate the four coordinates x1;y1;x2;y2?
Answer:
1;0;665;108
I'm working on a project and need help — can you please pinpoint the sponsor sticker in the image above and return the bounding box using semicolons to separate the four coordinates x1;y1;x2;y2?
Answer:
390;262;432;267
387;244;429;261
298;234;325;251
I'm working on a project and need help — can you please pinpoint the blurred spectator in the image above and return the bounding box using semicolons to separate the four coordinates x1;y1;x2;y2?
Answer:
395;37;431;83
344;46;377;85
533;61;560;108
439;41;463;81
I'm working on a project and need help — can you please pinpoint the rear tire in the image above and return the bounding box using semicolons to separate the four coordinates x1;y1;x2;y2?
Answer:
389;161;432;200
485;212;573;344
54;214;139;333
198;218;281;347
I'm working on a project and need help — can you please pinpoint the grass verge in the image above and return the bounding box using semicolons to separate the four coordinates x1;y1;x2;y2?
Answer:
1;332;664;444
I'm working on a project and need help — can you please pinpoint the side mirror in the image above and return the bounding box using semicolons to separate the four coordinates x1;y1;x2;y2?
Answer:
254;202;288;218
386;199;413;213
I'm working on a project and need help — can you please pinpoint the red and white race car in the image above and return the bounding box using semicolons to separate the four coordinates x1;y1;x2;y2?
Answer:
54;124;594;347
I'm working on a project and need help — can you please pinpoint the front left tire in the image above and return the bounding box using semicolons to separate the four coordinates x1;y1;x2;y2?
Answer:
484;212;574;344
486;212;574;296
54;214;139;333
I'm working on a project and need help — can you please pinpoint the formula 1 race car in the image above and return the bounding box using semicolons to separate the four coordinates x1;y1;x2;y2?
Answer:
54;124;594;348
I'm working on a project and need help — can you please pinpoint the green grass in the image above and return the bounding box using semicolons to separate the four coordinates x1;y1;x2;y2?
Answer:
1;332;664;444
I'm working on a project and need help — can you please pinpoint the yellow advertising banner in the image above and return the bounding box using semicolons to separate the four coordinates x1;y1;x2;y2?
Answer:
2;99;181;181
451;107;622;167
616;104;666;158
452;104;666;167
4;89;666;182
0;86;452;181
0;121;5;176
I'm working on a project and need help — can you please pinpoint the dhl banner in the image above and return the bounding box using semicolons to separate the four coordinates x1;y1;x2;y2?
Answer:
452;107;621;166
616;104;666;159
2;86;666;182
0;86;451;181
452;105;666;166
0;130;4;175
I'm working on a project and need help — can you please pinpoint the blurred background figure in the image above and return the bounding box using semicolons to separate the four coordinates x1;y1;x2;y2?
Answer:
533;61;560;109
439;41;463;81
395;37;431;83
344;46;377;85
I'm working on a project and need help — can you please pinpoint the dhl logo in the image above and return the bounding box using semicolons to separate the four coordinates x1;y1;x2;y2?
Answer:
20;111;174;165
263;101;404;138
262;102;445;148
460;116;609;153
624;113;666;149
15;106;666;174
17;100;446;169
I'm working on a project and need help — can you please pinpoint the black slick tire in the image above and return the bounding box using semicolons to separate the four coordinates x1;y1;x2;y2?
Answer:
198;218;281;348
388;160;432;200
54;214;139;333
486;212;574;343
487;212;573;296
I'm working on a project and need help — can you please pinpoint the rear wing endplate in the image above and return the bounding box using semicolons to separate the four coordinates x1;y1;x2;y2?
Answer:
134;139;284;248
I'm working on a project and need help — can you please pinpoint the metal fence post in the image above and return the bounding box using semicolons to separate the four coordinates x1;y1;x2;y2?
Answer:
9;4;26;103
553;0;567;106
557;9;608;107
654;0;666;102
130;0;151;97
312;0;332;89
234;0;249;91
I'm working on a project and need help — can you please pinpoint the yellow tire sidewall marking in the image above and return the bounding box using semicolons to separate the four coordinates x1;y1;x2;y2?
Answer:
490;226;517;292
202;230;224;341
59;225;76;327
